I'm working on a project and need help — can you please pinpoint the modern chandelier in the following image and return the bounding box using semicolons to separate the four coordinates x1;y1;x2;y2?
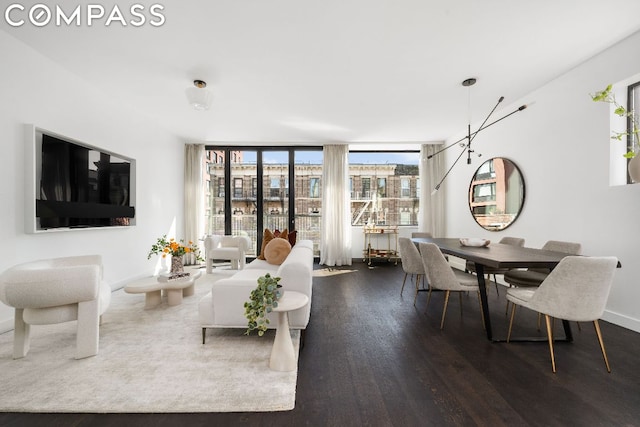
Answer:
430;78;527;193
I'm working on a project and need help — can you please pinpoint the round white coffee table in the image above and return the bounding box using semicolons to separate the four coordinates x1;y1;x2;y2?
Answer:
269;291;309;372
124;271;202;308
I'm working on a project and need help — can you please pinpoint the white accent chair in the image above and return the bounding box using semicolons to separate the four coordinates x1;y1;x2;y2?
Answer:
0;255;111;359
204;235;251;273
506;256;618;373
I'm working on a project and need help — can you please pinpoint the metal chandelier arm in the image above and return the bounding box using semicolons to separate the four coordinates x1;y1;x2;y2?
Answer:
427;101;527;160
428;103;528;194
432;143;470;194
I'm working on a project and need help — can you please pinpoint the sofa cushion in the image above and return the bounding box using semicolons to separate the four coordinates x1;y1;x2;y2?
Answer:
265;238;291;265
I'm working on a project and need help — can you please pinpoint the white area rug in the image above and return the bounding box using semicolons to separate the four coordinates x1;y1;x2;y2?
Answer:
0;272;299;413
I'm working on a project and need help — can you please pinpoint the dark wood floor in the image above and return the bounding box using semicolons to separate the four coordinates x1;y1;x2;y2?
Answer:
2;261;640;427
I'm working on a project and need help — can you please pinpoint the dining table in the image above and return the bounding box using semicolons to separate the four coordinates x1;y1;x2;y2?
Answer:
411;237;579;342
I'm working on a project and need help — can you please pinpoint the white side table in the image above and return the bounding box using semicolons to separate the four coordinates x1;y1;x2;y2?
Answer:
269;291;309;372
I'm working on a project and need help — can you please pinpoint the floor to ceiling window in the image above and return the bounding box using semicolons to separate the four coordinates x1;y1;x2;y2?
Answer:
203;147;323;256
202;147;420;257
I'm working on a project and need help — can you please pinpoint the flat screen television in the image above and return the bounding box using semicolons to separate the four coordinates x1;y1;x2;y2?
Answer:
27;126;136;232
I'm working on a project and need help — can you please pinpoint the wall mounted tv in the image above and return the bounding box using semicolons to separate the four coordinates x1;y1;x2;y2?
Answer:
26;126;136;233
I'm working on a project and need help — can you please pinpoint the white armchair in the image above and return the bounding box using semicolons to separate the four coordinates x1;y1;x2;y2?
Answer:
0;255;111;359
204;235;251;273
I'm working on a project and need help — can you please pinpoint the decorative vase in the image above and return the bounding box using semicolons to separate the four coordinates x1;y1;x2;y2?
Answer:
628;156;640;183
170;256;184;274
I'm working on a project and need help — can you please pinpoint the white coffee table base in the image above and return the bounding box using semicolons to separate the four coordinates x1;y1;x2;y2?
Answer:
124;271;201;308
269;291;309;372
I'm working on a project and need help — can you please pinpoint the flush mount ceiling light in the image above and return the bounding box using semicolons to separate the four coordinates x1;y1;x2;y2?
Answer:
185;79;212;111
429;78;528;193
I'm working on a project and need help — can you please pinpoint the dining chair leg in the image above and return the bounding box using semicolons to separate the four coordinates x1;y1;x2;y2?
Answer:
537;313;542;331
476;291;486;330
401;272;408;296
426;287;433;310
544;314;557;373
458;292;463;317
593;320;611;373
440;290;451;329
490;274;500;296
413;274;421;306
507;304;517;342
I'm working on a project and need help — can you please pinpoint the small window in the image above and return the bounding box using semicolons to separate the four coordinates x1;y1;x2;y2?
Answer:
401;178;410;197
217;177;225;197
233;178;243;198
310;177;320;198
362;177;371;199
377;178;386;198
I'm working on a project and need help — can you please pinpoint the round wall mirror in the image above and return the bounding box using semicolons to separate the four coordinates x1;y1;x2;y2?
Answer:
468;157;525;231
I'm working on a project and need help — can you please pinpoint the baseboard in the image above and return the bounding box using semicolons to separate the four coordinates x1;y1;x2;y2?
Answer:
602;310;640;333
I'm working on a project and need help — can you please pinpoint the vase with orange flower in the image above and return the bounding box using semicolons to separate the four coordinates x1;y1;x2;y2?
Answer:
148;235;203;276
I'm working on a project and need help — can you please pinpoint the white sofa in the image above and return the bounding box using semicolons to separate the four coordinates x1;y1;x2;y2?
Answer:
198;239;313;343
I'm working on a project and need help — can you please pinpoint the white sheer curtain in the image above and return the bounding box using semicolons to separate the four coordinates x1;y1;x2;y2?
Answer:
418;143;445;237
320;144;352;266
184;144;205;265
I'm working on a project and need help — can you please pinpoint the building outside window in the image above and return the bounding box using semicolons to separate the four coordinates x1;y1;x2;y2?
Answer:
251;178;257;198
233;178;243;198
310;177;320;198
217;177;224;197
401;178;410;197
269;178;280;198
377;178;387;198
361;177;370;199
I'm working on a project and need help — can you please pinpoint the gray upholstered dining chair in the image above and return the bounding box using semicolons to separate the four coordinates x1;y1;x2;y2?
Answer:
504;240;582;324
504;240;582;288
398;237;427;304
506;256;618;373
465;236;525;295
419;242;484;330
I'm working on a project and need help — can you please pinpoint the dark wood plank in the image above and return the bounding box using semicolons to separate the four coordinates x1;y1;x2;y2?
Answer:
1;261;639;426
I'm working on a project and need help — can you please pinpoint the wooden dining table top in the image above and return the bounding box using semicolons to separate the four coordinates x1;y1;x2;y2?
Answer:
411;237;574;269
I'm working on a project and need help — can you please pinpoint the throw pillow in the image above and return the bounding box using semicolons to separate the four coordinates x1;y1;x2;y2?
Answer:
264;237;292;265
258;228;274;260
287;230;297;246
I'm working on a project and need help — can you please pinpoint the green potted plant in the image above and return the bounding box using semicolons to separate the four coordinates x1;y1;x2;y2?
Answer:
591;84;640;182
244;273;283;336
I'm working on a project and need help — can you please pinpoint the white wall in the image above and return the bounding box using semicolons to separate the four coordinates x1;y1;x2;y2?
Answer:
442;31;640;332
0;31;187;332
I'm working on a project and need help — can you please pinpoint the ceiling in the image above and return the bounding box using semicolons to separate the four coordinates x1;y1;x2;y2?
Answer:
3;0;640;144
